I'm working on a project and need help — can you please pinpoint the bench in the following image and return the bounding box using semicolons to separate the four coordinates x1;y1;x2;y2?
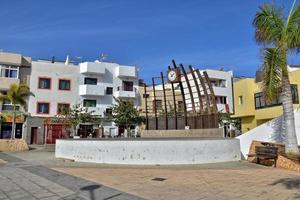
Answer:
254;146;278;167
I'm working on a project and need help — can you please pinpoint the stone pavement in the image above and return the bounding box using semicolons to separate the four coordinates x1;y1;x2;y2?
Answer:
0;152;142;200
53;163;300;200
1;147;300;200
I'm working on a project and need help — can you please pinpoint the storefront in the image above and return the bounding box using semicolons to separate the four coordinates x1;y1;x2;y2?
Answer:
44;118;71;144
0;111;24;139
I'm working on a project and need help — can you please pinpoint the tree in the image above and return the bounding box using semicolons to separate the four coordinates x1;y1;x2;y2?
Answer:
56;104;101;137
253;0;300;153
0;84;34;139
108;98;144;133
218;112;241;137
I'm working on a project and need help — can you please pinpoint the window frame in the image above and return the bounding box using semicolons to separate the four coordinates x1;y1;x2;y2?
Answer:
238;96;243;105
83;99;97;107
0;65;19;79
122;81;134;91
254;84;299;109
106;87;113;95
58;79;71;91
84;77;97;85
38;77;52;90
36;102;50;114
57;103;70;114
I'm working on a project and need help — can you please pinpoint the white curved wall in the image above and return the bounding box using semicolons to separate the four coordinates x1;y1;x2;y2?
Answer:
55;138;241;165
237;109;300;159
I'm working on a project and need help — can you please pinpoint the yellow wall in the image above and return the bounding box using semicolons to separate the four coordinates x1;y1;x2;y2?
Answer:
241;116;256;133
232;78;257;118
233;68;300;133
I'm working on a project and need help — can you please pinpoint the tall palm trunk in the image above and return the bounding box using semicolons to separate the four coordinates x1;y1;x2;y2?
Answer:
11;104;16;140
281;75;299;153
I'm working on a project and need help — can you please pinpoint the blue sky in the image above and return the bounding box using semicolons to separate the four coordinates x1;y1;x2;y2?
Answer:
1;0;300;81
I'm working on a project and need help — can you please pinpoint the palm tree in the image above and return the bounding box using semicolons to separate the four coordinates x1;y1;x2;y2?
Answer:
0;84;34;140
253;0;300;153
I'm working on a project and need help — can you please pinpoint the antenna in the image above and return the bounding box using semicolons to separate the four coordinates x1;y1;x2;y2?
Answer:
100;53;108;61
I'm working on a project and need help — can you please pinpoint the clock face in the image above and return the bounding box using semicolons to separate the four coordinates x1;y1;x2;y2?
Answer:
168;70;177;82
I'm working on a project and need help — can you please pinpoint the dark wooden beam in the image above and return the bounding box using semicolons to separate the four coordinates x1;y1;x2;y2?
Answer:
188;65;203;114
152;77;158;130
172;60;187;126
196;69;210;114
143;83;149;130
168;66;178;129
179;64;195;113
203;71;218;113
160;72;168;130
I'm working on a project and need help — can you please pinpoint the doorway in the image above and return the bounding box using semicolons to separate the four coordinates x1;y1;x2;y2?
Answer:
31;127;38;144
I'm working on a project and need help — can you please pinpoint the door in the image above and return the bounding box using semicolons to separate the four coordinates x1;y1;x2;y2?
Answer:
46;125;62;144
31;127;38;144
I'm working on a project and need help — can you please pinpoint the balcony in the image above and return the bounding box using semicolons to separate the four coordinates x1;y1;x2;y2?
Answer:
0;77;19;90
114;87;136;98
79;62;106;75
116;65;136;78
79;85;105;96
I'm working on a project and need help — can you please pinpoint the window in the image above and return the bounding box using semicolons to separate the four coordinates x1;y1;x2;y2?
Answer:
210;79;226;87
59;79;71;90
219;96;227;104
0;65;18;78
153;100;162;111
219;80;227;87
122;81;134;91
254;85;299;109
178;101;184;112
106;87;113;95
84;78;97;85
38;77;51;89
238;96;243;105
105;108;112;115
57;103;70;114
83;99;96;107
37;103;50;114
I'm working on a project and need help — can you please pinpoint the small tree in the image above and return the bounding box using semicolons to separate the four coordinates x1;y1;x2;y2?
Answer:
108;98;144;134
0;84;34;139
56;104;101;137
218;112;241;137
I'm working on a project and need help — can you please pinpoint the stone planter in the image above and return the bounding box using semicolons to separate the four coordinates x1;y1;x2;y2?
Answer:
0;139;29;152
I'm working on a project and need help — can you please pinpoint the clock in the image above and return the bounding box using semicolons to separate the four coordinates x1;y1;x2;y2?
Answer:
167;68;180;83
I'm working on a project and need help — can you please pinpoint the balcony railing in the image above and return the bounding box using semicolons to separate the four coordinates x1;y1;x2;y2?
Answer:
79;62;106;74
79;85;105;96
114;87;136;98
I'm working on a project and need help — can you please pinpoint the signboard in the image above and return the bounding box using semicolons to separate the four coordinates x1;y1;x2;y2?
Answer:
0;111;25;123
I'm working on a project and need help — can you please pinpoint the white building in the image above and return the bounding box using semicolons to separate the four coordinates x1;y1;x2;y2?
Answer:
26;58;139;144
0;52;31;139
202;69;233;113
182;69;233;114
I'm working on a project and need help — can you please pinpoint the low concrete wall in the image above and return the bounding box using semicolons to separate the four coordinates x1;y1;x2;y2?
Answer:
141;128;223;138
55;138;241;165
0;139;29;152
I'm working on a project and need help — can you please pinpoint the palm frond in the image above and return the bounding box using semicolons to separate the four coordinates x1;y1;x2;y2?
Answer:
0;94;9;102
253;4;285;46
287;4;300;52
262;48;284;103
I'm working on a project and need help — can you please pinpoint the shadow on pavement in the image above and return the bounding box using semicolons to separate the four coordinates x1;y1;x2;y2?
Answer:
271;178;300;189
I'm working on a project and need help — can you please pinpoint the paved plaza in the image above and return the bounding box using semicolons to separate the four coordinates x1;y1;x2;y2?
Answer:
0;147;300;199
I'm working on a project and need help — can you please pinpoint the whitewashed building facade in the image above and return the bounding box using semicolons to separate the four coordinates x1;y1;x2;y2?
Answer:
26;59;139;144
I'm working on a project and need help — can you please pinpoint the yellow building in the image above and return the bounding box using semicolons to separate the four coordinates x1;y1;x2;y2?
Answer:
232;67;300;133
